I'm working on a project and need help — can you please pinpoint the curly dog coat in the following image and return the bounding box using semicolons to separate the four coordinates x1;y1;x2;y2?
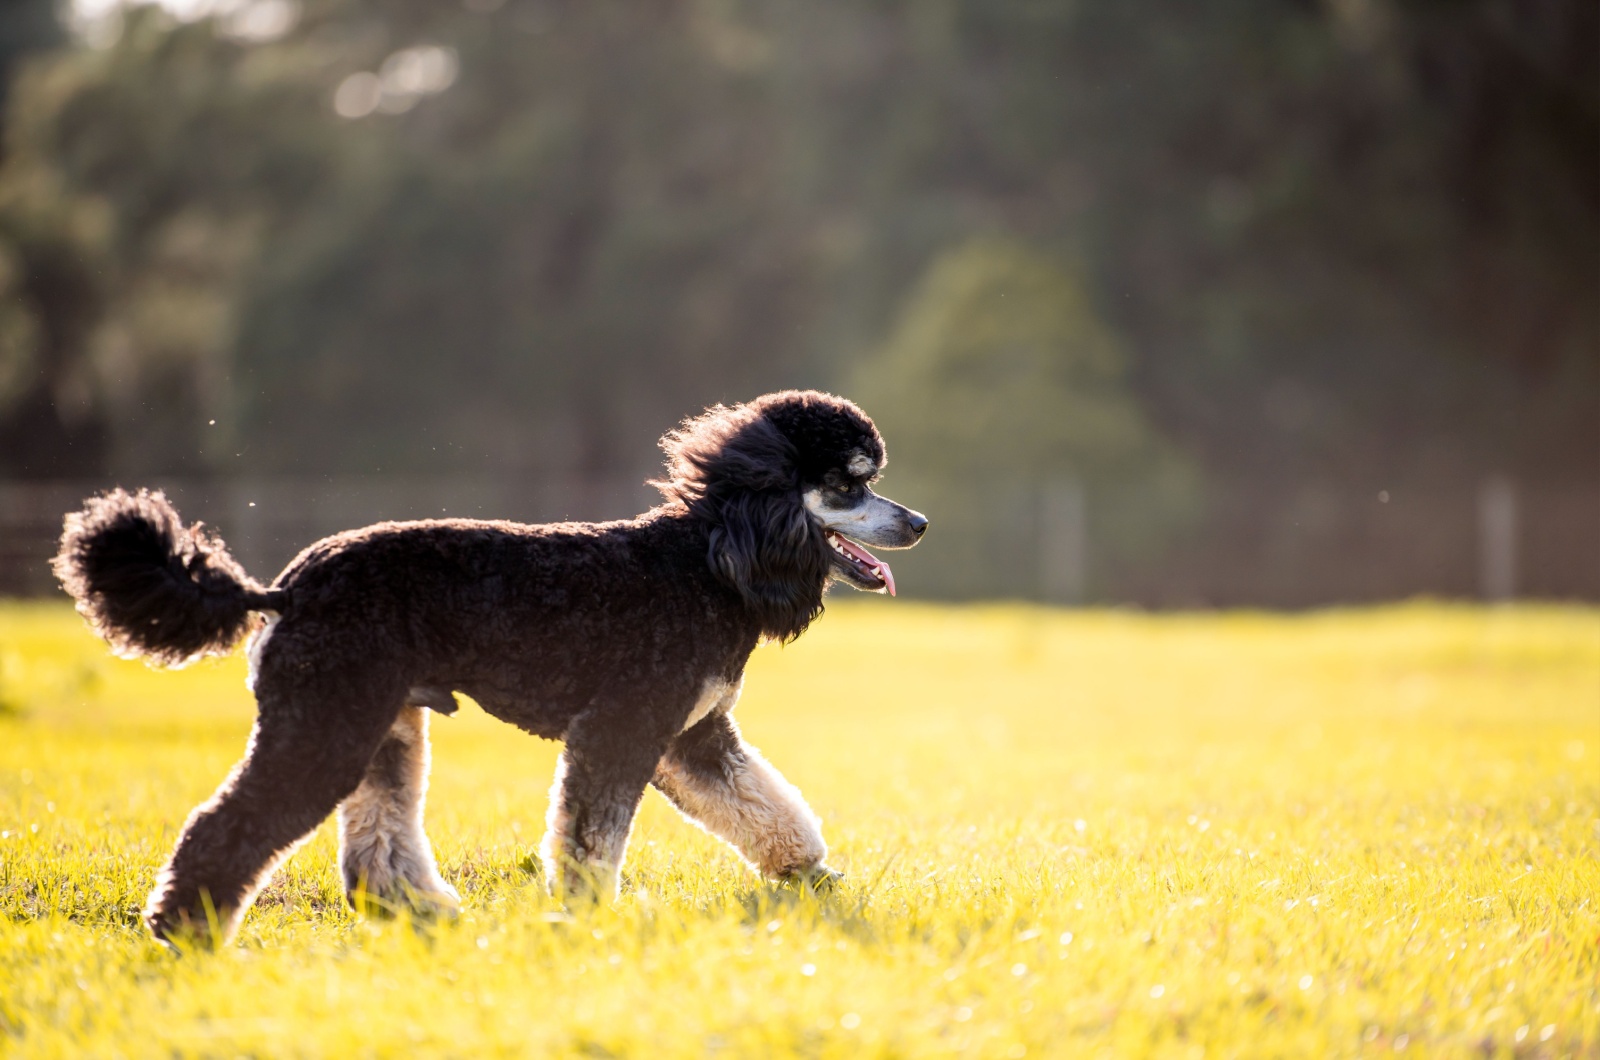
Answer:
52;391;927;945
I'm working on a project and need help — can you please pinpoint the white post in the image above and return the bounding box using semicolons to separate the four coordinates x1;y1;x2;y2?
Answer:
1039;478;1087;605
1478;476;1517;602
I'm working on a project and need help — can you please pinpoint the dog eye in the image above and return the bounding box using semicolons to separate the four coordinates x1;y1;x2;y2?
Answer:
833;482;853;494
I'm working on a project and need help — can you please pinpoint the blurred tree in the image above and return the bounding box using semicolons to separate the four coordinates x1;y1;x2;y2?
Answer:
226;0;825;476
0;0;60;141
858;238;1167;480
0;6;346;475
0;0;106;478
799;0;1597;485
854;237;1197;596
0;177;109;478
0;0;1591;595
0;0;835;477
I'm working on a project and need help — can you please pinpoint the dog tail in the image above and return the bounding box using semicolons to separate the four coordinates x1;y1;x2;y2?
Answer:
53;488;282;667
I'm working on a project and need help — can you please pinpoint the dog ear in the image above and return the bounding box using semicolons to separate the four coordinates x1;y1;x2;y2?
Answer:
655;402;831;640
708;487;828;642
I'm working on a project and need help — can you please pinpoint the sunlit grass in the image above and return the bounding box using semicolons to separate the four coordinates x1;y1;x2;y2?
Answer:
1;600;1596;1057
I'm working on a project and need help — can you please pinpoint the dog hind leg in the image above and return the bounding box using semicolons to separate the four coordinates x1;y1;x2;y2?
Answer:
142;691;398;947
338;706;459;916
652;712;832;883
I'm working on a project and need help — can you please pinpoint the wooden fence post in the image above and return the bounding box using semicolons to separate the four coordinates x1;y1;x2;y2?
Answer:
1477;476;1517;602
1039;478;1087;605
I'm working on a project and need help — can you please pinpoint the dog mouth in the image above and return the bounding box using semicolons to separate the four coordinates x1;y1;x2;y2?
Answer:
825;531;896;596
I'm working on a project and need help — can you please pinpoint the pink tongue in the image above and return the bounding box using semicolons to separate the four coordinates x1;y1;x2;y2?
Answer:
834;535;896;596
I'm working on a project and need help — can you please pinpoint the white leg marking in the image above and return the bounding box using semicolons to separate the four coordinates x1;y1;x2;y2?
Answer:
338;707;459;912
657;743;827;878
682;674;742;733
539;753;580;894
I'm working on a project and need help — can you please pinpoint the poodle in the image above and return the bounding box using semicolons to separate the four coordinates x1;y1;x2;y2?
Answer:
51;390;927;945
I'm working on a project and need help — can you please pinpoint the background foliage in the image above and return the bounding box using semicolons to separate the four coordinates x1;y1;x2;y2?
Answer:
0;0;1594;599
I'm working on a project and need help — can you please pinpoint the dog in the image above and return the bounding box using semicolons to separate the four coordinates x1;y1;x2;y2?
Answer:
51;390;927;945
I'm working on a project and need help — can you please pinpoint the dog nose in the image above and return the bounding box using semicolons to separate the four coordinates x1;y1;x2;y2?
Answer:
909;512;929;538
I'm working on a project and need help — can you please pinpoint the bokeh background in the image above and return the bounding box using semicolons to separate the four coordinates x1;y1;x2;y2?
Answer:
0;0;1595;605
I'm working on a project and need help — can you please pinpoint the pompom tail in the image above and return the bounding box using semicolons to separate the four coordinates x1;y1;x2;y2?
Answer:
53;489;272;667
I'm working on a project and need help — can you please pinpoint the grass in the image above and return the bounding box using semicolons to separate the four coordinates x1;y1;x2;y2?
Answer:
0;599;1596;1058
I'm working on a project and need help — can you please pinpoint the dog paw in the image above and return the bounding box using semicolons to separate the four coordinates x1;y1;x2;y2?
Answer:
346;877;461;921
783;864;844;894
144;905;231;951
551;861;620;905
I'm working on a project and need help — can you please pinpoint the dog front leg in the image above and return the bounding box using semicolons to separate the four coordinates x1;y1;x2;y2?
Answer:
652;712;834;884
540;709;671;901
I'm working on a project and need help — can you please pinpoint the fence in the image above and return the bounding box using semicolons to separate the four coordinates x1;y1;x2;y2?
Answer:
1100;478;1600;607
1;475;1595;605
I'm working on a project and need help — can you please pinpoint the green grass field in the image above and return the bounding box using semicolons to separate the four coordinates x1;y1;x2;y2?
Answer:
0;601;1595;1058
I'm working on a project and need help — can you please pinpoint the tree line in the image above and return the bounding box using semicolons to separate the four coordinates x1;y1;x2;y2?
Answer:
0;0;1594;599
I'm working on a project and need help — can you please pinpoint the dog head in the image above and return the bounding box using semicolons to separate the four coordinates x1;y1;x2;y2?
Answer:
656;390;928;640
